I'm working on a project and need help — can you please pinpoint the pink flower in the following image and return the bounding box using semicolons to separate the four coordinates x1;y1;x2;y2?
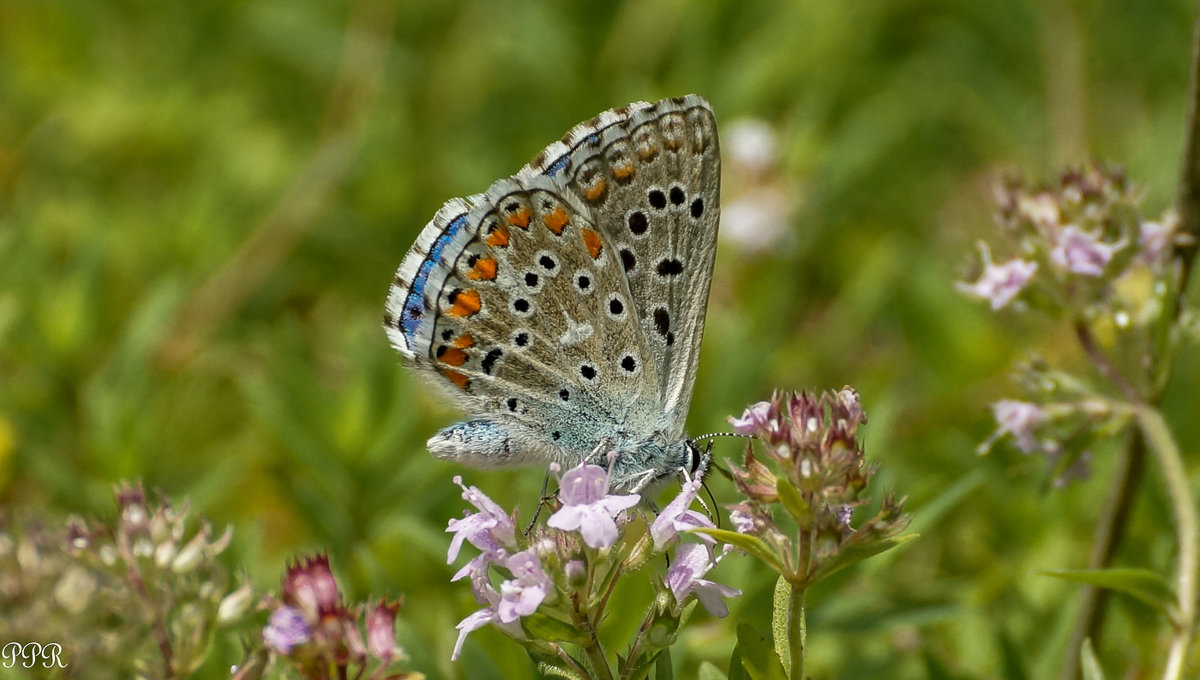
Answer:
650;477;714;549
263;606;310;655
664;543;741;617
446;476;516;564
547;464;640;549
1050;225;1124;276
495;550;550;623
956;244;1038;310
366;600;401;662
728;401;779;437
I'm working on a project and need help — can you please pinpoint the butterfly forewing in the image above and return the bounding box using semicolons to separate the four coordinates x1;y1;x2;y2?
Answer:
521;95;720;438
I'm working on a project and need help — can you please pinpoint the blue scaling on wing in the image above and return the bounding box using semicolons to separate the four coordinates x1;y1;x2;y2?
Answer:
400;213;471;344
543;154;570;178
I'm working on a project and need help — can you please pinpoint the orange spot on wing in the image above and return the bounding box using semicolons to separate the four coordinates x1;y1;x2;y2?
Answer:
442;369;470;389
439;347;468;367
453;334;475;348
486;225;510;247
584;179;607;202
582;229;604;259
612;163;634;180
468;256;497;280
507;207;531;229
446;289;481;317
542;208;569;235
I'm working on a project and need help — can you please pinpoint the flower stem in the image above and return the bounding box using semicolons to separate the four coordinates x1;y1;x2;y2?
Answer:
572;594;615;680
788;584;807;680
1058;429;1146;680
1132;405;1197;680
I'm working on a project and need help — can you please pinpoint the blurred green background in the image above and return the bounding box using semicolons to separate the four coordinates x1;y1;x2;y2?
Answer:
2;0;1199;678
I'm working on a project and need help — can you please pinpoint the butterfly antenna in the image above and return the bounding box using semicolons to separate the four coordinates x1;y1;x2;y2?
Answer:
525;471;556;536
689;431;753;446
701;479;721;529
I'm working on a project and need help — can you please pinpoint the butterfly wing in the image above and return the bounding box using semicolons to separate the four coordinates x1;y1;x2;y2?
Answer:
384;173;663;468
520;95;720;439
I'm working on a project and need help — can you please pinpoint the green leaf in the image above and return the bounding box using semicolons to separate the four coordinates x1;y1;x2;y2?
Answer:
776;477;812;528
735;623;788;680
698;661;729;680
808;533;919;584
655;648;674;680
728;647;749;680
522;613;593;646
1080;638;1107;680
1039;568;1175;618
771;576;791;669
691;528;785;573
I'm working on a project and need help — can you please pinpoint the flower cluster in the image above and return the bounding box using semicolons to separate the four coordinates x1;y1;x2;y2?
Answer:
959;166;1194;483
250;554;415;680
959;165;1187;316
445;461;740;676
0;482;256;680
723;390;910;585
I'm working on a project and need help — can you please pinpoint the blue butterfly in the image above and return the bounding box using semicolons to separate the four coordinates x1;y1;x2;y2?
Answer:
384;95;719;493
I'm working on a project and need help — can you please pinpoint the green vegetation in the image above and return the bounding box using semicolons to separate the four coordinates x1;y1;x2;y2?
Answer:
2;1;1197;678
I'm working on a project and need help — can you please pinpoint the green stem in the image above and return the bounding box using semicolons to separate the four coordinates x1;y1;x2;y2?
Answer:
1133;405;1197;680
572;594;614;680
788;584;807;680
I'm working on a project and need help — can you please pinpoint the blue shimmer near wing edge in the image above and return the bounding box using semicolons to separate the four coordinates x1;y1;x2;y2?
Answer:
400;213;471;342
543;154;569;178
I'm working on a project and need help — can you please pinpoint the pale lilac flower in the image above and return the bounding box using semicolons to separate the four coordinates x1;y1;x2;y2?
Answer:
836;504;853;528
979;400;1047;454
956;243;1038;310
651;478;714;549
1137;217;1176;264
547;464;640;549
1050;225;1125;276
728;504;757;534
452;608;495;661
664;543;741;618
728;401;776;437
495;550;550;623
447;476;515;564
263;606;310;655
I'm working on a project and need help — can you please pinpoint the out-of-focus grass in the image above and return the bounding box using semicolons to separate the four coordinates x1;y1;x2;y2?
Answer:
1;1;1197;678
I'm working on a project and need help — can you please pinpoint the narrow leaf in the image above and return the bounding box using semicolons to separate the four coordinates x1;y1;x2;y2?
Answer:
1039;568;1175;618
1080;638;1107;680
808;534;918;583
735;623;788;680
775;477;812;528
698;661;729;680
692;528;785;572
728;646;749;680
522;613;592;646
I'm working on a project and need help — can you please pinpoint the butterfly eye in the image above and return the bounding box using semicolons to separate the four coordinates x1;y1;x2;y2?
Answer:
688;443;702;474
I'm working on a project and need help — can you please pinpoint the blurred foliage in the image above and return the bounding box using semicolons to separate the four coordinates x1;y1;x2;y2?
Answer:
1;0;1198;678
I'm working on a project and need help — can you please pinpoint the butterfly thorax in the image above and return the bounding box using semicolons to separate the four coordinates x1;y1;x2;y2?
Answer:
600;434;708;494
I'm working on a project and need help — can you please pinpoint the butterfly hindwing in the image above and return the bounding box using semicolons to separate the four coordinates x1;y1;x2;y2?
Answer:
385;173;663;468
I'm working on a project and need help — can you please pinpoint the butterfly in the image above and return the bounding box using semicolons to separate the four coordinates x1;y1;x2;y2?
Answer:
383;95;719;493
